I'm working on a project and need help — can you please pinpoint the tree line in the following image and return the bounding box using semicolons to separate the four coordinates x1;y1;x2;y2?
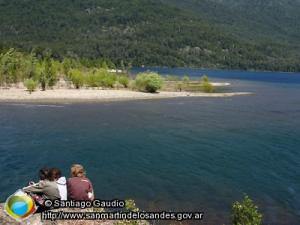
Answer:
0;48;129;90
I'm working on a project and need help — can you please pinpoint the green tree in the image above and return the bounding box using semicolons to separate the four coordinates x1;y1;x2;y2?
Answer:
182;75;190;84
101;61;109;70
69;69;85;89
0;48;21;86
120;60;126;72
85;69;117;88
135;72;163;93
37;57;57;91
201;75;209;83
232;195;263;225
94;69;116;88
118;75;129;88
22;54;38;80
36;62;47;91
202;81;214;93
45;57;57;88
62;58;72;77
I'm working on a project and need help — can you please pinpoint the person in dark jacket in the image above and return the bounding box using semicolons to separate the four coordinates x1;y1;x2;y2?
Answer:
23;168;60;201
23;168;60;213
67;164;94;201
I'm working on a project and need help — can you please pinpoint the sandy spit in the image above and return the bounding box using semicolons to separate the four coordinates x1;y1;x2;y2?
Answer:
0;88;253;103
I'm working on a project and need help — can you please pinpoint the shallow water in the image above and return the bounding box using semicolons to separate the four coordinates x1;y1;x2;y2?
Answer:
0;69;300;224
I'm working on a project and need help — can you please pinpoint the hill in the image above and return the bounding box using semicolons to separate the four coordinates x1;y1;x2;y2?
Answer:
0;0;299;71
161;0;300;47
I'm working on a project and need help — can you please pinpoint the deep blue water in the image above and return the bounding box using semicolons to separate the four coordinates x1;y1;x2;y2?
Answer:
1;68;300;224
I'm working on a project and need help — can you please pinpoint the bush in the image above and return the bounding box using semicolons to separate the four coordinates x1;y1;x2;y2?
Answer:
69;69;84;89
182;75;190;84
232;195;263;225
85;71;99;87
201;75;209;82
36;58;57;91
118;75;129;88
135;72;163;93
202;81;215;93
85;69;116;88
125;199;139;212
24;79;38;94
98;70;116;88
165;75;180;81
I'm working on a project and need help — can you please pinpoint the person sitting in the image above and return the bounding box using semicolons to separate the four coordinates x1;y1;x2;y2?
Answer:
23;168;60;204
67;164;94;201
48;168;67;201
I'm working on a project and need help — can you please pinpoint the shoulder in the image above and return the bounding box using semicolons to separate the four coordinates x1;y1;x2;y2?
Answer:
43;180;58;187
67;177;81;185
68;177;92;185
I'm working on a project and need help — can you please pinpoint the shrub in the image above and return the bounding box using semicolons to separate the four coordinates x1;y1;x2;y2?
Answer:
97;70;116;88
125;199;139;212
135;72;163;93
202;81;215;93
85;71;99;87
201;75;209;83
85;69;116;88
232;195;263;225
165;75;180;81
182;75;190;84
36;58;57;91
44;58;57;88
69;69;84;89
118;75;129;88
24;79;38;94
101;61;108;70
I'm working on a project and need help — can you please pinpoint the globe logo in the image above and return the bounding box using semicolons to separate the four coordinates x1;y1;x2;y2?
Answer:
4;190;37;221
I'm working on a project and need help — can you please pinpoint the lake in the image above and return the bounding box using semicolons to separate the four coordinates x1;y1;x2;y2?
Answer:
0;68;300;224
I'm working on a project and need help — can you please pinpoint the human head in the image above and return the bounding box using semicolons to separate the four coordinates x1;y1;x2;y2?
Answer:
39;168;49;180
71;164;86;178
48;168;62;181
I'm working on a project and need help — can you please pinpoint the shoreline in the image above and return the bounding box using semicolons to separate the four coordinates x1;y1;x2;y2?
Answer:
133;66;300;74
0;88;252;103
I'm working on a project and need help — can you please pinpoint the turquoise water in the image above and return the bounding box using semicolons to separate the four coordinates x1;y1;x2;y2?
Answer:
0;69;300;224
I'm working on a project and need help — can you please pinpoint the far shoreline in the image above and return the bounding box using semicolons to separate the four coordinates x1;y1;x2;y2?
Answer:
132;66;300;74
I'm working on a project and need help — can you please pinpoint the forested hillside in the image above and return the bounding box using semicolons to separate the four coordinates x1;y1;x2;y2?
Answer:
0;0;299;71
162;0;300;44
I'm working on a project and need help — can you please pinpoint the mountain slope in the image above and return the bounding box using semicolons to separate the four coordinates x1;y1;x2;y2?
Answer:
161;0;300;47
0;0;299;71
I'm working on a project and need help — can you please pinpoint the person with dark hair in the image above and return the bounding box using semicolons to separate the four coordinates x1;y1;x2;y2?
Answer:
38;168;49;181
49;168;67;200
23;168;60;204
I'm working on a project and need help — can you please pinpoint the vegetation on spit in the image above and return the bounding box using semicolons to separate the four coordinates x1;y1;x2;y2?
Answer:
0;48;219;93
24;79;38;94
135;72;164;93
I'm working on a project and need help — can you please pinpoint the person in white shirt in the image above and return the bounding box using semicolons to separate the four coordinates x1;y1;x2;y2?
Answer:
48;168;67;200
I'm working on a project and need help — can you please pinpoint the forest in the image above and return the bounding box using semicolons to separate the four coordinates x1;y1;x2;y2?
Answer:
0;0;299;71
